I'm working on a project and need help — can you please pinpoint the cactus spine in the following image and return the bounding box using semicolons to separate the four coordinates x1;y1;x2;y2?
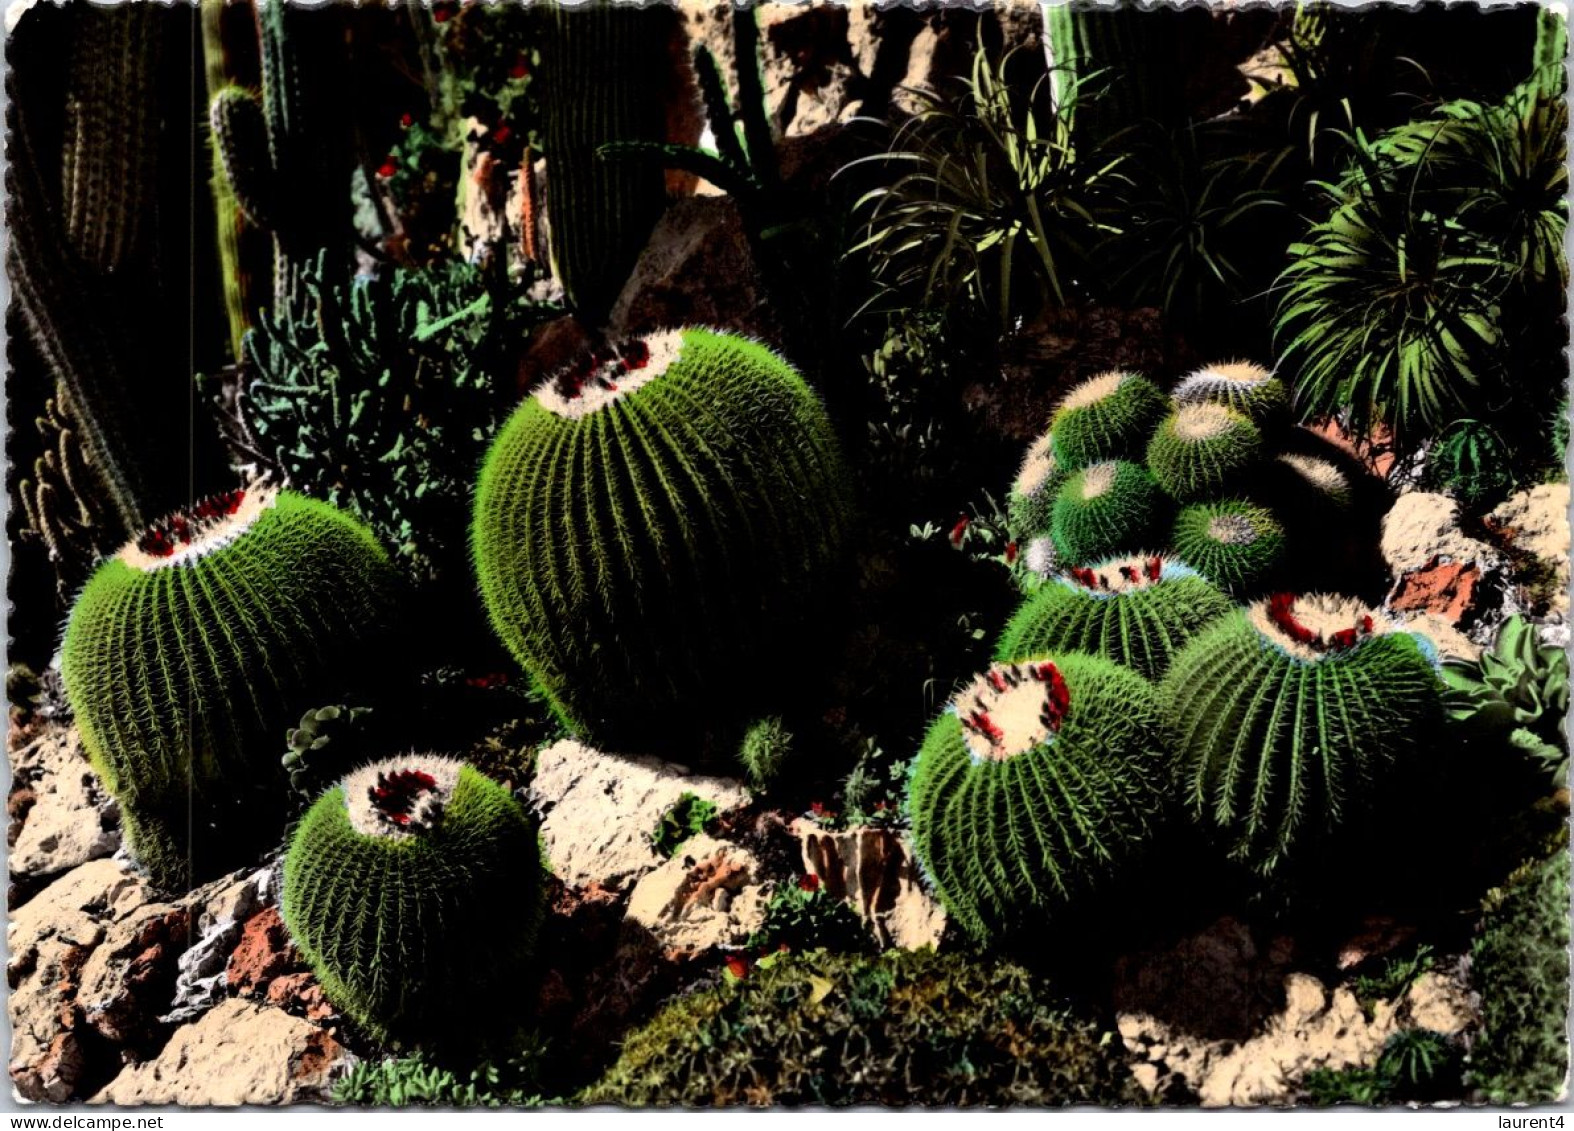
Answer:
1049;460;1166;566
996;554;1232;680
1160;594;1443;875
908;654;1169;942
1146;403;1264;501
282;756;545;1044
1049;370;1168;469
1170;500;1287;595
1007;429;1069;542
472;328;852;751
60;487;402;890
1171;362;1289;427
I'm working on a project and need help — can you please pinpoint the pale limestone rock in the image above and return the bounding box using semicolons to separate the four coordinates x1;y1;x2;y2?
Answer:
625;834;770;956
794;820;946;950
1381;493;1494;575
9;725;119;881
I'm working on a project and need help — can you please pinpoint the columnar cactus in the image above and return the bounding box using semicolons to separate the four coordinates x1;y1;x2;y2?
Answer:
1171;362;1289;427
1049;460;1165;566
60;486;402;890
1171;500;1287;595
282;756;545;1043
908;654;1169;941
472;328;852;751
1049;371;1168;469
1006;429;1069;542
1160;594;1443;875
995;554;1232;679
1146;403;1263;501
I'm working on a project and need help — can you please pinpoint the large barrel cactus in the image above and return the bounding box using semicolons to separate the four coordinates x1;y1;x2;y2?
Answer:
472;327;852;751
908;653;1169;942
60;487;402;890
1006;428;1069;542
1170;499;1287;595
1049;370;1168;469
282;756;545;1043
1160;594;1443;875
1049;459;1165;566
1146;403;1263;501
1171;362;1288;427
995;554;1232;680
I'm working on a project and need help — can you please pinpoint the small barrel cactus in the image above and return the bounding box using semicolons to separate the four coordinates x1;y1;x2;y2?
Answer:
1171;361;1288;426
61;486;401;891
1270;451;1353;510
1006;429;1069;542
1049;370;1168;469
1428;419;1514;511
1171;499;1287;595
1049;460;1165;567
1146;403;1263;501
908;654;1169;941
281;755;545;1043
472;328;852;751
1160;594;1443;875
995;554;1232;680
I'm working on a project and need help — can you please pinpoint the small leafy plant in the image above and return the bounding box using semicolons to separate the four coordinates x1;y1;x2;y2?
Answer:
744;877;872;957
1442;616;1569;787
650;793;719;860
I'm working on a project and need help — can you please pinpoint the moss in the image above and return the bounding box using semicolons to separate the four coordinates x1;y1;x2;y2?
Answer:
581;950;1146;1107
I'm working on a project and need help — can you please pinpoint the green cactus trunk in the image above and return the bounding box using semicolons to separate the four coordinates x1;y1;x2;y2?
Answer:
282;757;545;1045
1146;403;1264;502
908;653;1169;943
1160;596;1444;876
540;1;672;323
61;488;403;891
472;328;852;753
1049;371;1169;470
1049;460;1166;567
1170;500;1288;595
995;555;1232;680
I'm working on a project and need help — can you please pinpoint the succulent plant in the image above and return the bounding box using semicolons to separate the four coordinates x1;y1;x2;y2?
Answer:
1170;499;1288;595
1426;419;1515;511
1146;403;1264;502
738;716;793;793
582;949;1145;1106
283;705;376;803
472;328;852;752
1441;616;1568;786
1049;460;1166;567
1006;429;1069;542
1049;370;1169;470
61;487;403;890
282;755;545;1044
995;554;1232;680
1160;594;1443;875
908;653;1169;941
1269;451;1354;510
1171;362;1290;427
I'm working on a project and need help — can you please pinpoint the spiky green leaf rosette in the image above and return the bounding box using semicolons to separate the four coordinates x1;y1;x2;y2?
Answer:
1171;361;1289;427
1146;402;1263;502
61;487;401;891
1160;594;1443;875
282;756;545;1045
1006;428;1068;542
1049;370;1168;468
1049;459;1165;566
472;328;852;751
909;654;1168;942
996;554;1232;680
1171;500;1287;595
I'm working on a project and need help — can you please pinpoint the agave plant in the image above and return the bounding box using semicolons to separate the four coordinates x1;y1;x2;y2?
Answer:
847;45;1124;331
1442;616;1569;786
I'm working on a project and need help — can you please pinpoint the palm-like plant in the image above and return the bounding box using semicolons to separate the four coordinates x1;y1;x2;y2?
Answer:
847;46;1124;331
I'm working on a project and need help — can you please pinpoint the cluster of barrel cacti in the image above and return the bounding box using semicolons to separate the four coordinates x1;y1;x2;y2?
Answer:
1007;362;1349;597
59;324;850;1045
909;360;1450;942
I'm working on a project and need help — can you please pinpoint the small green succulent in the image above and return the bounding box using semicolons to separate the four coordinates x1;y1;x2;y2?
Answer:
282;705;375;803
651;793;719;859
1442;616;1569;786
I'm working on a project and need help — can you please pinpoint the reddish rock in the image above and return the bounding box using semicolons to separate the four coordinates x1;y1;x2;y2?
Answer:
226;908;301;995
1386;557;1482;623
1307;417;1398;480
79;905;191;1047
264;973;335;1023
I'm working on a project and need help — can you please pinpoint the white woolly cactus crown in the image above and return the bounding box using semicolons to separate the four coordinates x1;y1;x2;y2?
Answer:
1058;369;1131;412
343;755;467;839
1174;361;1275;398
1014;430;1059;498
1248;592;1394;663
1059;552;1193;595
1276;453;1350;499
117;484;279;572
533;330;686;419
951;660;1072;763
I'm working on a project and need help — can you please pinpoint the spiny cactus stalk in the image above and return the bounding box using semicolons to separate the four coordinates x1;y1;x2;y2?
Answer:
1146;403;1264;501
995;554;1232;679
1006;429;1070;542
1049;370;1169;469
1171;362;1289;427
209;3;352;320
282;756;545;1044
1049;460;1165;567
60;487;403;891
472;328;852;751
908;653;1169;941
540;1;672;322
1171;500;1287;595
1428;420;1515;510
1160;594;1443;875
